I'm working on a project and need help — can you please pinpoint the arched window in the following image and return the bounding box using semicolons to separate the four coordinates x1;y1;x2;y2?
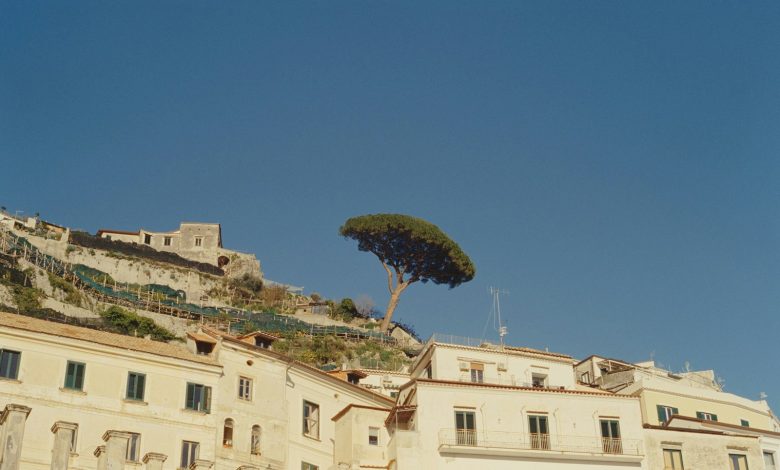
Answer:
251;425;261;455
223;418;234;448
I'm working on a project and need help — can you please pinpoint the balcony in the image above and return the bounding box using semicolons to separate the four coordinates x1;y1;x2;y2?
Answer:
438;429;643;462
455;373;566;390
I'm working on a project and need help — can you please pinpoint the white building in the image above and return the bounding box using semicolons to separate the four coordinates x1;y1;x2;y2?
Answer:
576;355;777;469
334;335;646;470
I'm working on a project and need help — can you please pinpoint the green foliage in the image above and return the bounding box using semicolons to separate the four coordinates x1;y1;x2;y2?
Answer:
228;273;264;299
47;273;82;306
339;213;475;287
11;285;43;312
99;306;179;342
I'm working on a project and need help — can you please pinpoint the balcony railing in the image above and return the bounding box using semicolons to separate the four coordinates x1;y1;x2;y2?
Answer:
438;429;642;457
455;373;567;390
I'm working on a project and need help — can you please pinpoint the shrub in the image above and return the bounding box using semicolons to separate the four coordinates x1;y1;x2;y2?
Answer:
99;306;179;342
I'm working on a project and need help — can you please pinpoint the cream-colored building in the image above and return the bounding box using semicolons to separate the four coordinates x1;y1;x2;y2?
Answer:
333;336;646;470
0;311;393;470
0;311;222;470
576;355;777;469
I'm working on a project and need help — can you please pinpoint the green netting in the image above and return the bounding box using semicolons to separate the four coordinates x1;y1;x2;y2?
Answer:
4;232;395;342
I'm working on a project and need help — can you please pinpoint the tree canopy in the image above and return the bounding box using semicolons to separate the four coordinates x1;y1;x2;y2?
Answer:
339;214;475;331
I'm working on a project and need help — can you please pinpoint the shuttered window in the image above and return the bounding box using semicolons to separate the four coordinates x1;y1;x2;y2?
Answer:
64;361;85;390
126;372;146;401
656;405;679;424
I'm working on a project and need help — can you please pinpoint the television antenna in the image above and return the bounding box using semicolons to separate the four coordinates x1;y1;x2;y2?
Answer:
480;287;509;349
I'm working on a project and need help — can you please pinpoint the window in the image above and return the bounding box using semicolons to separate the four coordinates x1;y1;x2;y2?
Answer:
454;410;476;446
303;401;320;439
729;453;748;470
126;433;141;461
424;363;432;379
531;373;548;388
663;449;684;469
470;363;484;383
251;425;261;455
185;383;211;412
740;419;750;427
580;371;590;383
301;463;318;470
657;405;679;424
143;234;151;244
180;441;199;469
764;451;776;470
528;415;550;450
238;377;252;401
194;237;203;247
368;427;379;446
600;419;622;454
126;372;146;401
696;411;718;421
223;419;234;448
64;361;85;391
163;236;172;246
70;425;78;453
0;349;20;379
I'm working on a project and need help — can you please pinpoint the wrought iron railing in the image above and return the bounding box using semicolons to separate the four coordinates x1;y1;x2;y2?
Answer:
438;429;642;456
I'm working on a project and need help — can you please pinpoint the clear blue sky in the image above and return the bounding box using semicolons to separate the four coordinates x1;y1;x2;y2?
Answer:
2;2;778;408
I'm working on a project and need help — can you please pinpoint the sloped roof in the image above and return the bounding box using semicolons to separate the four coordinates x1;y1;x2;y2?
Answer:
0;311;218;366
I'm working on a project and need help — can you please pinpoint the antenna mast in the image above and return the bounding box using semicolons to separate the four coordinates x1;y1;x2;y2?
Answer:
490;287;509;349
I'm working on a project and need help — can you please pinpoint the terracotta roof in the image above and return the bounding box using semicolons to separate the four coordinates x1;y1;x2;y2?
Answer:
187;332;217;344
410;378;637;399
0;311;218;366
237;330;280;341
331;404;391;422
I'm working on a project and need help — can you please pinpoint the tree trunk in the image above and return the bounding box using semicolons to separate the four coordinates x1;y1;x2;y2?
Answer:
380;288;403;332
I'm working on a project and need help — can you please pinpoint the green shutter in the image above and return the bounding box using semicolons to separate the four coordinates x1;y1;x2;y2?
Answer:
672;407;679;416
711;414;718;422
657;405;667;423
185;383;195;409
696;412;705;420
136;374;145;400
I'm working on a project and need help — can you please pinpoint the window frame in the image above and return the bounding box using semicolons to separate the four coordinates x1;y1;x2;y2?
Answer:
528;414;550;450
531;373;548;388
303;400;320;439
64;361;86;391
126;372;146;401
728;453;748;470
238;376;253;401
194;237;203;247
0;349;21;380
368;426;380;446
657;404;679;424
764;451;776;470
301;463;319;470
223;418;234;448
163;236;172;246
251;425;262;455
180;441;199;469
663;448;684;469
696;411;718;422
125;432;141;462
454;410;477;446
185;382;211;413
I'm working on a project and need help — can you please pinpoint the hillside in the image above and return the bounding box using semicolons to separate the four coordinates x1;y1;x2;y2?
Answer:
0;212;420;371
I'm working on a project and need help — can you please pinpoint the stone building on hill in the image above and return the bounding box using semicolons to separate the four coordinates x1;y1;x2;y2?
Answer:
97;222;261;278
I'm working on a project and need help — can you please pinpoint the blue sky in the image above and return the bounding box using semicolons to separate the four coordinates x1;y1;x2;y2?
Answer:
1;2;779;408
